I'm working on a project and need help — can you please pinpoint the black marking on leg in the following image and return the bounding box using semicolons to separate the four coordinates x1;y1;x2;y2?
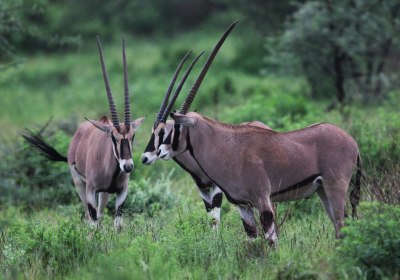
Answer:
242;219;257;238
203;200;212;212
271;174;322;197
212;192;223;208
88;203;98;221
260;211;274;234
116;201;125;217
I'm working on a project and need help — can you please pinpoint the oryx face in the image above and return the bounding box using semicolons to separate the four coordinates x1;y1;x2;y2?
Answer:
89;118;145;173
158;122;187;160
142;121;173;165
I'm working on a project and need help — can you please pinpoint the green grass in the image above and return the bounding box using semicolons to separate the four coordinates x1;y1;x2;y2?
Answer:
1;25;399;279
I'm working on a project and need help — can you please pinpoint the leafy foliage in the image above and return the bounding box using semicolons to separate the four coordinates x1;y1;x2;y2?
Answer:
282;0;400;103
335;202;400;279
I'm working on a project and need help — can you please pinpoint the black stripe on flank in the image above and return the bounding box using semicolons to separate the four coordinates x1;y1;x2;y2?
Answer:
271;174;322;197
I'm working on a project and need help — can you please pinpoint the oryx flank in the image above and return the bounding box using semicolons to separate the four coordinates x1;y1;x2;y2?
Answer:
23;37;145;230
142;21;270;228
154;36;362;245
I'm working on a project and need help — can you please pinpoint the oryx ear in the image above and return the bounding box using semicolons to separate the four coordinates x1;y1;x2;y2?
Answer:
170;113;197;127
86;118;113;134
131;117;145;130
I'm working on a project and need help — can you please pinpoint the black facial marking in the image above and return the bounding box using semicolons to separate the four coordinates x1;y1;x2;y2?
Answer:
88;204;97;221
270;174;322;197
163;129;172;145
158;129;165;148
111;133;120;158
144;133;156;152
172;124;181;151
120;139;131;159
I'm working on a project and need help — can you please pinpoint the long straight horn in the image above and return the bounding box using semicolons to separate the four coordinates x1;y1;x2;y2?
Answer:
156;51;192;124
161;51;204;122
180;20;238;114
97;35;120;129
122;36;131;129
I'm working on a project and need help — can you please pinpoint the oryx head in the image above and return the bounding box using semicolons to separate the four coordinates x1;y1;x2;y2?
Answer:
156;20;238;160
141;51;204;165
88;36;145;173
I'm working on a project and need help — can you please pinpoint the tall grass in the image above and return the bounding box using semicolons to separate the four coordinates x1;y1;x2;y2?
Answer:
0;25;399;280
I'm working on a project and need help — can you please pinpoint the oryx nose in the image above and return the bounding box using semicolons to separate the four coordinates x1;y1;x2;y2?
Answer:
142;156;148;164
124;164;133;173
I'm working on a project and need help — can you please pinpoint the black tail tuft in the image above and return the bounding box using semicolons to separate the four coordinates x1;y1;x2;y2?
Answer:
22;129;68;162
350;153;362;218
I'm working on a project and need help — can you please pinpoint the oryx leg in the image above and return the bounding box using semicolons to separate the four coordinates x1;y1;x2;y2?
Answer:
259;199;278;247
86;186;98;227
114;186;128;231
317;177;348;238
237;205;257;239
69;165;89;219
198;184;223;229
97;192;110;222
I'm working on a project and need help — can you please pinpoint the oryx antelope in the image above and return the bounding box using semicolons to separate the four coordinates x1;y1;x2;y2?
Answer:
23;37;145;230
154;42;362;246
142;21;271;228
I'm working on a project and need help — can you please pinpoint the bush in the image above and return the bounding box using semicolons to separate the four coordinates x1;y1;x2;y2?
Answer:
0;127;75;210
107;170;177;217
1;213;116;278
335;202;400;279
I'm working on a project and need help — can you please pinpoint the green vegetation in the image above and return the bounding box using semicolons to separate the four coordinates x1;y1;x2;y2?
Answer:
1;1;399;279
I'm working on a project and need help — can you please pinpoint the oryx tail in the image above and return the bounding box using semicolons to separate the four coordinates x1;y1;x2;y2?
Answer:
23;129;67;163
350;153;362;218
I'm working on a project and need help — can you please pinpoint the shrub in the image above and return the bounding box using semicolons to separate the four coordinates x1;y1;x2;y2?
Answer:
0;128;75;210
107;170;177;217
335;202;400;279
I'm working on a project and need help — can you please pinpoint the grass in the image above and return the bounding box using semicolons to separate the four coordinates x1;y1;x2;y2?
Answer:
1;24;399;279
1;198;338;279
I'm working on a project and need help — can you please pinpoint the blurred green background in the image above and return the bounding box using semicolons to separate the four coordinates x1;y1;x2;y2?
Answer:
1;0;399;279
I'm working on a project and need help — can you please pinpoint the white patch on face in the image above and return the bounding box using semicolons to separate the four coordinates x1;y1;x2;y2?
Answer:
158;144;172;160
119;159;134;172
142;151;158;165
